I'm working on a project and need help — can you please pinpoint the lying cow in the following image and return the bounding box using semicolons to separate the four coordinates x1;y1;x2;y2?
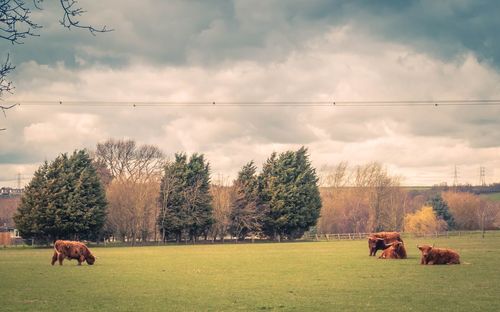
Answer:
417;244;460;265
51;240;96;266
368;232;403;256
379;241;407;259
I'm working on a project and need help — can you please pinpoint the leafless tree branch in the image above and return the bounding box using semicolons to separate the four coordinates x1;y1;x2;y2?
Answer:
0;54;15;97
1;0;113;100
0;0;41;44
59;0;113;35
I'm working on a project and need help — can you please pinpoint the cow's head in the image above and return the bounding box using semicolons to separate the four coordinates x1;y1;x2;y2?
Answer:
86;253;96;265
417;244;433;258
368;236;384;249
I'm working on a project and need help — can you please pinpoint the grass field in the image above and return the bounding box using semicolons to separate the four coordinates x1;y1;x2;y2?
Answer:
481;192;500;201
1;235;500;312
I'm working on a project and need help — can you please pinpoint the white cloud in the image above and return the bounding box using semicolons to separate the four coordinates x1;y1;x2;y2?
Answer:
2;27;500;186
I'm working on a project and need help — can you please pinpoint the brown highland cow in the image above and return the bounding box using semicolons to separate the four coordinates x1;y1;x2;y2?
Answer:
379;241;407;259
368;232;403;256
51;240;96;265
417;244;460;265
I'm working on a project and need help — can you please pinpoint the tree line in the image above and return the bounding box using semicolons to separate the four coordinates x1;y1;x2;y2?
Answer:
14;140;322;243
13;139;500;244
317;162;500;235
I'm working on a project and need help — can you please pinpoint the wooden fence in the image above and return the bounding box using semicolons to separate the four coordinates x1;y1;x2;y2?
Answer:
304;230;500;241
0;232;11;246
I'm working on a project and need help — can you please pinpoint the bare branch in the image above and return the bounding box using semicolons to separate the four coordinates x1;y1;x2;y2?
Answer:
1;0;113;100
0;54;16;97
59;0;113;35
0;0;41;44
1;103;18;118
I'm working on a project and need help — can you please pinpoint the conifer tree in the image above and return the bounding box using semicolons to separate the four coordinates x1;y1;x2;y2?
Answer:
428;194;455;230
229;161;262;240
14;150;107;242
259;147;321;240
158;153;213;242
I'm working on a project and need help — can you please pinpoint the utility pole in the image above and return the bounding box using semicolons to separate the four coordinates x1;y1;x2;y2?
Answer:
479;166;486;186
453;165;459;187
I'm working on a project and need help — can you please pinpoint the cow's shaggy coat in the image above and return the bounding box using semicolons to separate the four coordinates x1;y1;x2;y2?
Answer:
51;240;95;265
379;241;407;259
368;232;403;256
417;245;460;265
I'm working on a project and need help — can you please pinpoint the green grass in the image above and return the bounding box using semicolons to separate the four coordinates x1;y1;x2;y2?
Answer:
1;236;500;312
481;192;500;201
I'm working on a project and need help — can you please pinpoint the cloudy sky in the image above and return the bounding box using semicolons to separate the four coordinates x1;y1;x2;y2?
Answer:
1;0;500;187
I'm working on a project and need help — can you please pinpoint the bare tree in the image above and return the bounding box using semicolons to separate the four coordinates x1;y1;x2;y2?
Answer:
95;139;164;244
210;175;234;242
317;162;406;234
443;191;500;234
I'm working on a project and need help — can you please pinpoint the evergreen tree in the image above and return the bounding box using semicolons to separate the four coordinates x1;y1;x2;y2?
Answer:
229;161;262;240
14;162;49;241
14;150;107;242
158;154;186;242
427;194;455;230
158;153;213;242
259;147;322;240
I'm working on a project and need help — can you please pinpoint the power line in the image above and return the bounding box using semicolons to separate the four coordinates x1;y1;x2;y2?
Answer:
3;99;500;108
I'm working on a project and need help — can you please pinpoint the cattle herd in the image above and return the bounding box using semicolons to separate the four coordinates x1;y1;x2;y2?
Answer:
50;234;460;266
368;231;460;264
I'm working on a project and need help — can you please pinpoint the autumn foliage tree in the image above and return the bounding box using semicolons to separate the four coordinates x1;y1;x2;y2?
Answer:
404;206;446;235
442;191;499;231
94;139;164;243
317;162;408;234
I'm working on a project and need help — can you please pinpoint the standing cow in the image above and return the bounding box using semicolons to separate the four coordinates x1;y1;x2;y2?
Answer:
417;244;460;265
379;241;407;259
368;232;403;256
51;240;96;266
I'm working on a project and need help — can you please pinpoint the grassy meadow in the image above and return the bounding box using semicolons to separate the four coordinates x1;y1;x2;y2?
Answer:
1;235;500;311
481;192;500;201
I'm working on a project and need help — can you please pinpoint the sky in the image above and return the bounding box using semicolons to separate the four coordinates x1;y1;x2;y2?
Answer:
1;0;500;187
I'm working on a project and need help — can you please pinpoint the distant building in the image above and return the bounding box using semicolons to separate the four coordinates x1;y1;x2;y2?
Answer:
0;187;23;198
0;224;21;246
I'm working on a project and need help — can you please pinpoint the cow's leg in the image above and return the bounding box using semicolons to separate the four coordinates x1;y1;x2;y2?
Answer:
77;255;85;265
51;251;58;265
58;253;65;265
